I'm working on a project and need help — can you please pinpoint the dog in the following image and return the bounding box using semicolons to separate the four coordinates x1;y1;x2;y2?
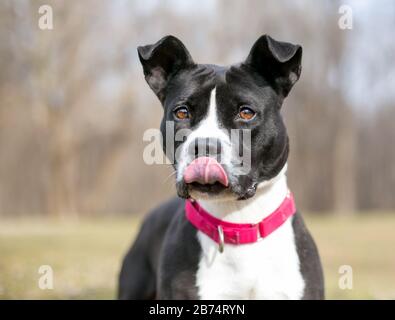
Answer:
118;35;324;300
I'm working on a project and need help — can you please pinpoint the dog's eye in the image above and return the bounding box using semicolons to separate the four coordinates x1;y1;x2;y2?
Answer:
239;106;256;121
174;106;190;120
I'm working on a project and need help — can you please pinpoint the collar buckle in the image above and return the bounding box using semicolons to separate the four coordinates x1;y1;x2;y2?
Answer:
217;225;224;253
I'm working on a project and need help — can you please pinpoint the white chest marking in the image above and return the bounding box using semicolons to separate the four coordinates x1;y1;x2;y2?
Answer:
195;167;305;300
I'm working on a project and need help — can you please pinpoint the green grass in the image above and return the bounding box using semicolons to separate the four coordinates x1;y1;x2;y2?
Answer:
0;213;394;299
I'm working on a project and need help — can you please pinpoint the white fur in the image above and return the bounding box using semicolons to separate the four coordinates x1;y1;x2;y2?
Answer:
176;88;232;184
195;165;305;300
175;87;304;299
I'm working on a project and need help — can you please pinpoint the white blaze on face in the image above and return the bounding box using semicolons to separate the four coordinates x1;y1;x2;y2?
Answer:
176;87;232;183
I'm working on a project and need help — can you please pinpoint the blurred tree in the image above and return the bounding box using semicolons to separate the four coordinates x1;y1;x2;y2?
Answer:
0;0;394;216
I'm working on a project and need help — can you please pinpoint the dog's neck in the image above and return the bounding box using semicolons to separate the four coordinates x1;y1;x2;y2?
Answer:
196;164;289;224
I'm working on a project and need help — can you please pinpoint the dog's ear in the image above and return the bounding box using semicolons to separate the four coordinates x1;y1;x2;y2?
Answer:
244;35;302;97
138;35;194;102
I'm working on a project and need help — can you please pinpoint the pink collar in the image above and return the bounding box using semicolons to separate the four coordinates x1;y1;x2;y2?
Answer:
185;191;296;249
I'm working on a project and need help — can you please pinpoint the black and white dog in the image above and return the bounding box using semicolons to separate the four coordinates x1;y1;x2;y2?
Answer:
118;35;324;300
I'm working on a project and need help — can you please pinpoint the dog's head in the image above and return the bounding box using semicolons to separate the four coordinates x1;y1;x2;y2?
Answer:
138;35;302;201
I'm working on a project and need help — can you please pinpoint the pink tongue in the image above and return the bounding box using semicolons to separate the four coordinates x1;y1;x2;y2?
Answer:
183;157;228;187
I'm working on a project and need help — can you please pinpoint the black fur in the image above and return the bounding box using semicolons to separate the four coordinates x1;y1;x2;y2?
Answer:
119;199;325;299
118;35;324;300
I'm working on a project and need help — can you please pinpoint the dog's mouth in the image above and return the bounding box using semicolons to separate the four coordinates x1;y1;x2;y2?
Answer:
181;157;229;196
177;156;258;200
183;157;228;186
188;181;228;194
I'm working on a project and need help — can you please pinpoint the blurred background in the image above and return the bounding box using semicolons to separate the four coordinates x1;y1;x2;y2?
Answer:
0;0;394;299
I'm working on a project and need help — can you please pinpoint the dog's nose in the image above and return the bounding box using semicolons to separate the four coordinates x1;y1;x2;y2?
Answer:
193;138;222;161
